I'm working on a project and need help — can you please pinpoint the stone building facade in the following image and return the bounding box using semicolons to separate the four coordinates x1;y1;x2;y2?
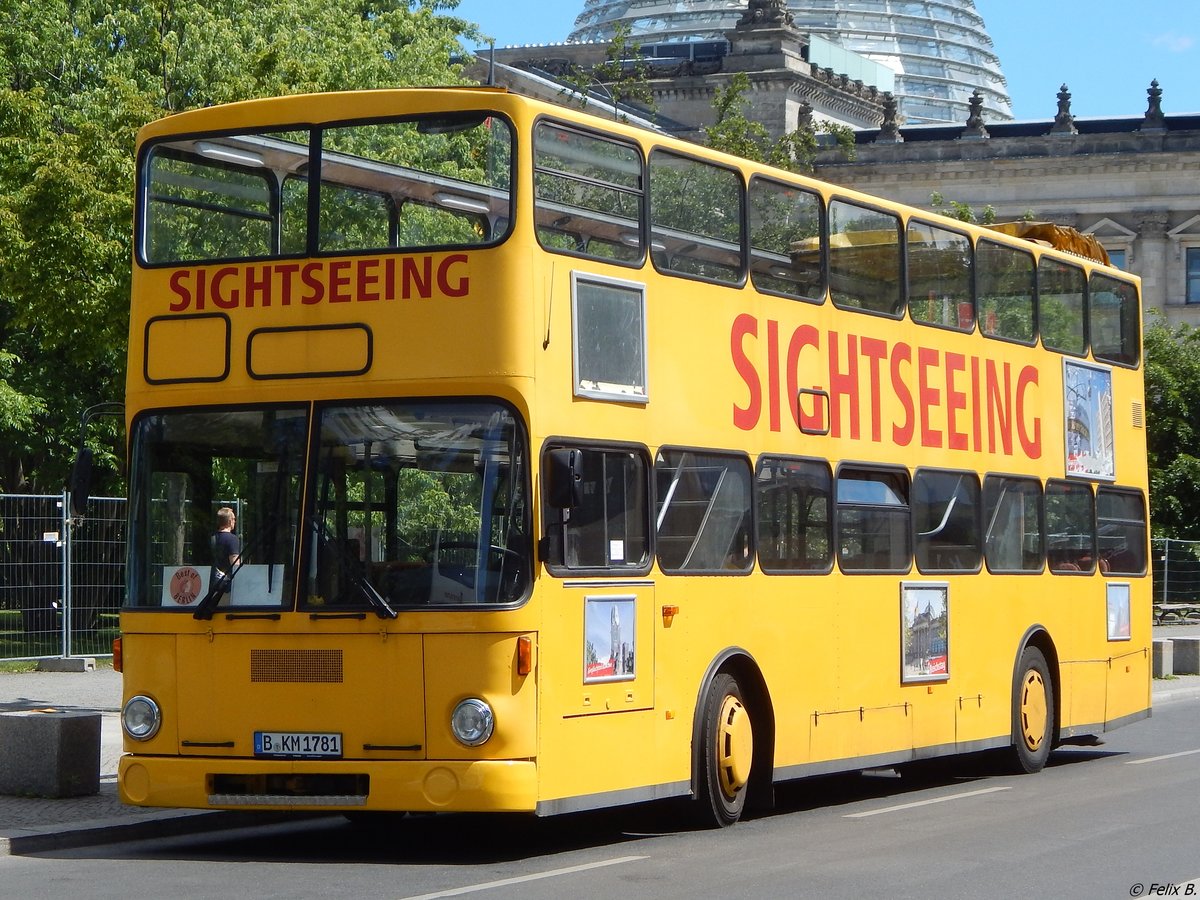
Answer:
483;16;887;139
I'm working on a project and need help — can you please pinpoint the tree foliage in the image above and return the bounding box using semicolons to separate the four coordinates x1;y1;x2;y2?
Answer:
560;22;657;120
1144;317;1200;538
704;72;855;174
0;0;475;492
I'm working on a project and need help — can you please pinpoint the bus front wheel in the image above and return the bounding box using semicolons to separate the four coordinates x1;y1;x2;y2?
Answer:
1010;646;1054;774
697;672;754;827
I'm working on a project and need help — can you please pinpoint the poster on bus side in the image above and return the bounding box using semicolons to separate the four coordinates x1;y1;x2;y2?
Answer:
901;582;949;683
1064;360;1115;481
583;595;636;683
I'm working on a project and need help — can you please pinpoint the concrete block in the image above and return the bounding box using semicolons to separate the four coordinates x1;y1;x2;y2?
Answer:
35;657;96;673
0;709;101;798
1153;638;1174;679
1172;636;1200;676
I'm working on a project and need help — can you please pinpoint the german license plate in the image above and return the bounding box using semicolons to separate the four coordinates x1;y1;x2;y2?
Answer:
253;731;343;759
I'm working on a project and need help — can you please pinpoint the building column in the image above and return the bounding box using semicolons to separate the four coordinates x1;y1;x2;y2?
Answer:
1136;213;1170;316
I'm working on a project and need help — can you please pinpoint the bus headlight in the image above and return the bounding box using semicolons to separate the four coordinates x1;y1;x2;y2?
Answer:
450;698;494;747
122;695;162;741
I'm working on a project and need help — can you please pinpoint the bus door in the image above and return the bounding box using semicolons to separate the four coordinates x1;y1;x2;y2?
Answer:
541;445;656;718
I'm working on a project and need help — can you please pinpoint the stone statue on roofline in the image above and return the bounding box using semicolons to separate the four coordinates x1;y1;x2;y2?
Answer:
738;0;794;27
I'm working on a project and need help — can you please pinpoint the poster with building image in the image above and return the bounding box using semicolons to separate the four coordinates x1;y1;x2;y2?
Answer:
1064;359;1115;480
584;595;636;683
901;582;949;683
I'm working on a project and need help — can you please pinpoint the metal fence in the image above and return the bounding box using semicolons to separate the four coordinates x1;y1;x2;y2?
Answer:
1152;538;1200;605
0;493;124;661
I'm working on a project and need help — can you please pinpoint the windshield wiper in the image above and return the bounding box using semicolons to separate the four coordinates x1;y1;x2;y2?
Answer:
313;521;397;620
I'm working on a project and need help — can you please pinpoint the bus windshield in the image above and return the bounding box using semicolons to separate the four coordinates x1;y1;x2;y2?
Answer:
127;401;530;611
141;111;513;264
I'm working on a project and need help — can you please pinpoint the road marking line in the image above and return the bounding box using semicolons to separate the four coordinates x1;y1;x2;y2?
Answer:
1125;747;1200;765
844;785;1011;819
399;855;650;899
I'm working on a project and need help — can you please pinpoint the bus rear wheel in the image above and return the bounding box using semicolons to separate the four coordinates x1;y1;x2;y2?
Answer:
697;672;754;827
1010;646;1054;774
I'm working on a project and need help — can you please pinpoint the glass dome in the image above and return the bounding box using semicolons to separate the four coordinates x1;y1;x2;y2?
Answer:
568;1;1014;125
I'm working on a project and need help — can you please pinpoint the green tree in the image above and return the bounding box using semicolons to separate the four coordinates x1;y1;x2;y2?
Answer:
1144;317;1200;539
561;22;657;120
704;72;855;174
0;0;475;493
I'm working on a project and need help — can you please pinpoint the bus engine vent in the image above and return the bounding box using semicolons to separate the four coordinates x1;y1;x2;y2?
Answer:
1131;401;1144;429
250;648;344;683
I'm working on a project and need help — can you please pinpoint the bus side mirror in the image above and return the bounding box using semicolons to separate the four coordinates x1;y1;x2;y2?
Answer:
68;447;94;518
547;448;583;510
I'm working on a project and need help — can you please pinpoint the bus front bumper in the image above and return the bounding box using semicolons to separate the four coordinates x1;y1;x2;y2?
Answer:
118;755;538;813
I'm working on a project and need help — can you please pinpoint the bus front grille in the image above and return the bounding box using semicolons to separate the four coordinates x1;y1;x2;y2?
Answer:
250;648;344;683
210;773;368;806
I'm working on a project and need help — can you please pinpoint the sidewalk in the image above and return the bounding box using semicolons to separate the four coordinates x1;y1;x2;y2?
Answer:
3;636;1200;856
0;666;301;855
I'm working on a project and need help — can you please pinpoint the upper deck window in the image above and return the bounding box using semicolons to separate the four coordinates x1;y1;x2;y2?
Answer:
977;239;1036;345
1090;272;1140;367
534;121;643;265
1038;257;1087;356
748;177;824;303
828;200;903;317
141;113;513;265
907;220;972;331
649;150;744;285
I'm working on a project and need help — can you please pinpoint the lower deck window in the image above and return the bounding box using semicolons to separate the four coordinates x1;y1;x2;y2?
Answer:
836;466;910;573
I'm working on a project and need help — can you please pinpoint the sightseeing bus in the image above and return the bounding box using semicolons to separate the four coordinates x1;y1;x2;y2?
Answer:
114;87;1149;826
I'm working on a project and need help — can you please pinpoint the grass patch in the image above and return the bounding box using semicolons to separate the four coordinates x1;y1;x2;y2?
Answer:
0;659;40;673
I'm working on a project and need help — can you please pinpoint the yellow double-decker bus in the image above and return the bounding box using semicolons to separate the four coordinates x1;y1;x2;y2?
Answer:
115;87;1149;826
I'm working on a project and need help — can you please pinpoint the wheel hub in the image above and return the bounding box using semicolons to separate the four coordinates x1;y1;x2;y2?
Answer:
1019;669;1047;752
716;694;753;799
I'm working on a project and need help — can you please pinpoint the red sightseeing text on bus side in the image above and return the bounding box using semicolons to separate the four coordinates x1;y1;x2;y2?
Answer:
730;313;1042;459
166;254;469;312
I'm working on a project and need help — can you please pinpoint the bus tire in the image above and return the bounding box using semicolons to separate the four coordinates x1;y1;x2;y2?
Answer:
1010;646;1054;774
697;672;754;827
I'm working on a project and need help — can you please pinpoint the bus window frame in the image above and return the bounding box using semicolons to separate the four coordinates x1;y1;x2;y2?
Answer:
975;237;1038;348
1089;270;1142;369
827;196;905;319
532;116;646;269
754;454;834;575
1045;478;1098;575
647;147;748;289
981;473;1045;575
139;138;289;266
540;438;654;578
912;467;983;575
1096;485;1148;576
905;217;975;334
747;174;827;305
1036;255;1088;359
834;462;912;574
654;446;754;576
570;271;649;404
135;110;518;269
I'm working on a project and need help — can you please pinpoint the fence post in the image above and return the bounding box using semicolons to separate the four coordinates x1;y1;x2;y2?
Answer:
1162;537;1170;605
61;490;72;658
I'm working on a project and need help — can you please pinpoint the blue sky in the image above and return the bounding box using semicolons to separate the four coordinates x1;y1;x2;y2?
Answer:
451;1;1200;119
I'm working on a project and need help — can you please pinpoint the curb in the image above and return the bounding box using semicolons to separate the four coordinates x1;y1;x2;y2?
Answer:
0;808;318;856
1152;681;1200;707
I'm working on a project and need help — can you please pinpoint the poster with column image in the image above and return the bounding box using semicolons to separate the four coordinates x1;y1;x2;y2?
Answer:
1064;359;1115;480
584;596;636;683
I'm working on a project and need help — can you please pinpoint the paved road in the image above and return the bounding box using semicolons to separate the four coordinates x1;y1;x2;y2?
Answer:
0;694;1197;899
